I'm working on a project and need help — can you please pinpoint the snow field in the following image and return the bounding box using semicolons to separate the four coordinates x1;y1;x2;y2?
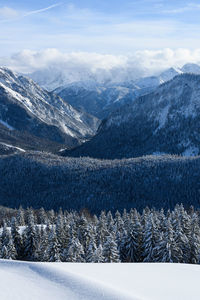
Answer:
0;260;200;300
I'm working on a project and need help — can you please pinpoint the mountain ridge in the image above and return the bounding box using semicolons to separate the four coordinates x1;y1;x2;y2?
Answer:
63;73;200;159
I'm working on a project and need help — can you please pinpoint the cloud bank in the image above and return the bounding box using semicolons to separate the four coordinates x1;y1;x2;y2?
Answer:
1;48;200;83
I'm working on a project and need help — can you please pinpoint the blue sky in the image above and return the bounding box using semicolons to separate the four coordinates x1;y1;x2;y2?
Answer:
1;0;200;74
0;0;200;56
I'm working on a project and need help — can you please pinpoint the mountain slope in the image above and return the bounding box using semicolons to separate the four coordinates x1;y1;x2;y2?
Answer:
0;152;200;212
0;67;100;152
64;74;200;159
54;83;140;119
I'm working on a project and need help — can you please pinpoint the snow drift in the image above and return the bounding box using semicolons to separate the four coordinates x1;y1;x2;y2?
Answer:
0;260;199;300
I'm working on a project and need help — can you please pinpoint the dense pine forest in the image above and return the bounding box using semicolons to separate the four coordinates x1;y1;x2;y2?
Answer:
0;204;200;264
1;152;200;213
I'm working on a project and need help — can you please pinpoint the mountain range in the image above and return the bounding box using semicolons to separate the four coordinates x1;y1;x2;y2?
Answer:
0;63;200;211
63;73;200;159
30;63;200;119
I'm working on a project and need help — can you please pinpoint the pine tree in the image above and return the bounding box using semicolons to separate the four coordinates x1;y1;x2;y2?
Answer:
143;214;159;262
93;245;105;263
103;234;120;263
56;213;65;248
16;206;25;226
85;235;97;262
154;219;182;263
23;210;37;261
174;221;190;263
47;227;61;262
1;230;17;260
188;213;200;264
11;217;22;259
65;237;85;262
123;212;143;262
36;226;49;261
38;208;48;225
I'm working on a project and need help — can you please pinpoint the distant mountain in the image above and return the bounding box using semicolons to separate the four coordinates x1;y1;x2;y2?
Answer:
29;63;200;119
63;73;200;159
54;79;163;119
0;67;100;153
54;83;140;119
52;64;199;119
181;63;200;74
158;67;183;82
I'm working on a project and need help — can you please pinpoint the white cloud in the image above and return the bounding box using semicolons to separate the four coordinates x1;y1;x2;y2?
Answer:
1;48;200;84
0;7;18;19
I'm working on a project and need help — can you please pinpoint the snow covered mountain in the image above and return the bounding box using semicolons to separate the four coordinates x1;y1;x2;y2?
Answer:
64;73;200;159
0;67;100;153
54;83;141;119
49;64;199;119
181;63;200;74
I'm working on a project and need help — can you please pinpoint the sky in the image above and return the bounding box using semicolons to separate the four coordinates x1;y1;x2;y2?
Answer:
1;0;200;73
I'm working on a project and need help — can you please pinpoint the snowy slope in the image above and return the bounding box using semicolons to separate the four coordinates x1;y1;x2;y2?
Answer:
0;260;199;300
0;67;100;150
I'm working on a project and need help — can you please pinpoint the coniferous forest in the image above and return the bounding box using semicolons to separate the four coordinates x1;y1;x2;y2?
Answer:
1;204;200;264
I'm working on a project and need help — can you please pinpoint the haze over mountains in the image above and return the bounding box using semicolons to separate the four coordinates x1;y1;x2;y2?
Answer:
30;63;200;119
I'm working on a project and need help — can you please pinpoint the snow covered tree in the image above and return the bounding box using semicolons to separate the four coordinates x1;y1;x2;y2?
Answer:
85;235;97;262
47;227;61;262
154;219;182;263
11;217;22;259
1;230;17;260
16;206;25;226
122;211;143;262
23;210;37;261
188;214;200;264
93;245;105;263
103;234;120;263
143;214;159;262
65;237;85;262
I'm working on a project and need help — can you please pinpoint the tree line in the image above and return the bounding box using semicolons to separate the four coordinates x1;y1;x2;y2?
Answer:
0;204;200;263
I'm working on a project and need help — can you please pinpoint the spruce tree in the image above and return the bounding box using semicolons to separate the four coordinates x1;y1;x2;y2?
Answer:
23;210;37;261
11;217;22;259
47;227;61;262
103;234;120;263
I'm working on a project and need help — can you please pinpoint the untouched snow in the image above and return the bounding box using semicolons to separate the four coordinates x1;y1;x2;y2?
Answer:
0;261;199;300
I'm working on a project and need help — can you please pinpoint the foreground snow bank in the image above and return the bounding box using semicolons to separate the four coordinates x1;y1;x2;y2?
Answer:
0;260;199;300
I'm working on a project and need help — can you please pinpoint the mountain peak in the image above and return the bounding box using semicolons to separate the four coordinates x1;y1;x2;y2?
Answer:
181;63;200;74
